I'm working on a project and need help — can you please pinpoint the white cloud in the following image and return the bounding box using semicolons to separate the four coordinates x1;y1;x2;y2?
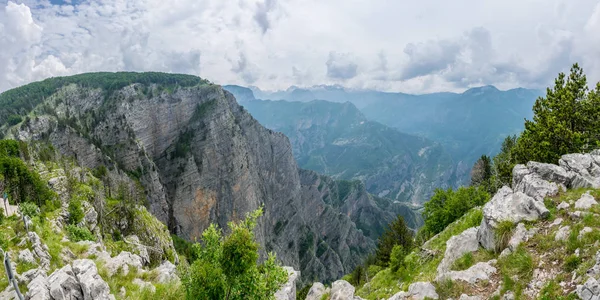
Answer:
0;0;599;94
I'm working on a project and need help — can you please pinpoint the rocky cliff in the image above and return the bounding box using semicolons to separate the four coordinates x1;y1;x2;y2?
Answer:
0;73;414;284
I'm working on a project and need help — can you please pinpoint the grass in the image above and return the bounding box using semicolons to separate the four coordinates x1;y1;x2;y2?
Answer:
450;249;496;271
497;245;534;297
434;279;468;300
495;220;516;252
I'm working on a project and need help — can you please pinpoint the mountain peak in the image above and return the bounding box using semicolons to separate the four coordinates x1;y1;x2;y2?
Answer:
463;85;499;95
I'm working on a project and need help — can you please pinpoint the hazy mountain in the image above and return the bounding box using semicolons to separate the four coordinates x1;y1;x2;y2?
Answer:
248;85;542;169
225;86;460;205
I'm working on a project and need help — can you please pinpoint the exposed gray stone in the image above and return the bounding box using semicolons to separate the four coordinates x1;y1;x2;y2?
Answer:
407;282;439;300
507;223;537;252
459;295;482;300
28;232;51;270
580;227;594;240
437;227;480;275
513;164;560;201
72;259;113;300
577;277;600;300
575;192;598;210
125;235;150;266
154;260;179;283
132;278;156;294
25;272;50;300
306;282;327;300
330;280;355;300
47;265;83;300
275;266;299;300
549;218;563;227
478;186;548;251
18;249;36;265
555;225;571;242
557;202;570;210
103;251;143;276
526;161;573;188
559;154;600;189
439;261;497;284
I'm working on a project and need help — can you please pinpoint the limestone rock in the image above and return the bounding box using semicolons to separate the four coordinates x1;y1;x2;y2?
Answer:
18;249;36;265
587;250;600;276
103;251;143;276
407;282;439;300
19;268;45;286
72;259;113;300
512;164;560;201
557;202;570;211
48;265;83;300
275;267;299;300
125;235;150;266
0;286;18;300
525;161;573;188
477;186;548;251
459;295;482;300
439;261;497;284
559;153;600;189
28;232;51;270
388;291;410;300
437;227;479;275
25;272;50;300
82;202;98;231
549;218;563;227
507;223;537;252
306;282;327;300
133;278;156;294
330;280;355;300
154;260;179;283
577;277;600;300
575;192;598;210
555;225;571;242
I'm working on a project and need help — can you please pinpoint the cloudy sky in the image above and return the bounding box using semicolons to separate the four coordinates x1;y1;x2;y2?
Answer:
1;0;599;94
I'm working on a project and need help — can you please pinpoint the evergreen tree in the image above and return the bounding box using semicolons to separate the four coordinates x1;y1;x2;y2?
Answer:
375;215;413;266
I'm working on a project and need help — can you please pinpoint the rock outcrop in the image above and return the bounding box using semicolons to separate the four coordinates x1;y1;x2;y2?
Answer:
275;267;300;300
8;74;377;283
477;186;548;251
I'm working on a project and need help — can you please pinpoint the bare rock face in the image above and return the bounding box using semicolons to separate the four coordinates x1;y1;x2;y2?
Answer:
72;259;113;300
330;280;355;300
439;261;497;284
47;265;83;300
575;192;598;210
14;76;375;284
275;267;300;300
437;227;479;276
305;282;328;300
477;186;548;251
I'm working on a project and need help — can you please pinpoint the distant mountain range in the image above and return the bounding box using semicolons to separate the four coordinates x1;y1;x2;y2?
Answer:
224;85;462;205
233;84;542;174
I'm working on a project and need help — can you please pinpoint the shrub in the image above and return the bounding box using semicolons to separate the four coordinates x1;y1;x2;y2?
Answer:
20;202;40;218
389;245;408;272
182;208;288;300
423;186;490;235
7;115;22;126
68;198;84;225
564;254;581;272
66;224;96;242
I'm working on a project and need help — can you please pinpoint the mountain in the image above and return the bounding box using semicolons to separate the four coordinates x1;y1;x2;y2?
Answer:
249;85;542;171
0;72;420;284
225;86;458;204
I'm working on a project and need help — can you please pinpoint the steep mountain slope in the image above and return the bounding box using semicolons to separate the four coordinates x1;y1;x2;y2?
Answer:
226;86;458;204
250;85;541;174
0;72;418;284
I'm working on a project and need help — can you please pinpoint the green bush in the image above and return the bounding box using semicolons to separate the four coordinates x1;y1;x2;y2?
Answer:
66;224;96;242
182;208;288;300
68;198;84;225
20;202;40;217
423;186;490;235
389;245;408;272
7;115;22;126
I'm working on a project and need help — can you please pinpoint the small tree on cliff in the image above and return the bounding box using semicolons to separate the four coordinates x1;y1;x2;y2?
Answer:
375;215;414;266
183;207;288;300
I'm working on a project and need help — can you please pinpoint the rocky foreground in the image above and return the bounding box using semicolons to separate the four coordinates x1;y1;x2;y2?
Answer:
276;150;600;300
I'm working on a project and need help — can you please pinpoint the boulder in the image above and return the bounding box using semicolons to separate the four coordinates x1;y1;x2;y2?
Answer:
103;251;143;276
82;202;98;231
557;202;570;211
587;250;600;277
28;232;51;270
513;164;560;201
72;259;113;300
47;265;83;300
438;261;497;284
275;266;299;300
407;282;439;300
18;249;36;265
459;295;482;300
25;272;50;300
477;186;548;251
388;291;410;300
555;225;571;242
19;268;45;285
507;223;537;252
0;286;18;300
525;161;572;188
330;280;355;300
549;218;563;227
154;260;179;283
125;235;150;266
559;153;600;188
437;227;479;275
577;277;600;300
306;282;327;300
575;192;598;210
